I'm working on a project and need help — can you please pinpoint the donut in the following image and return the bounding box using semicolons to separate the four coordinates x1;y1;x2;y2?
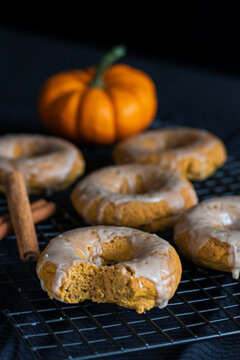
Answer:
71;164;198;232
37;226;182;313
174;196;240;279
0;134;85;194
113;127;227;181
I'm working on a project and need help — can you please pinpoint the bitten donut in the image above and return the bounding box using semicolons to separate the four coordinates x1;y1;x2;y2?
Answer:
174;196;240;279
37;226;182;313
0;134;85;194
113;127;227;181
71;164;198;232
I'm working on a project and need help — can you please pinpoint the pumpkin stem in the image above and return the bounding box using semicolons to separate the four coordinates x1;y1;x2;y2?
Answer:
90;45;127;87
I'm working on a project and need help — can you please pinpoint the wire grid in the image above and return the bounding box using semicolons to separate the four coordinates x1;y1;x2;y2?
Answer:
1;155;240;360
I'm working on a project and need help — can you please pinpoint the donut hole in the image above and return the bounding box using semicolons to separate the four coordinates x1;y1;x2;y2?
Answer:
218;215;240;230
84;236;135;266
133;132;199;153
163;133;198;151
122;175;169;196
3;141;61;159
98;168;168;196
118;176;149;195
208;204;240;230
100;172;147;195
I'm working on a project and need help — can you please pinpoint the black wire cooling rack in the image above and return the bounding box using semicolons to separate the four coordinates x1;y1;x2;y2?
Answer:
1;154;240;360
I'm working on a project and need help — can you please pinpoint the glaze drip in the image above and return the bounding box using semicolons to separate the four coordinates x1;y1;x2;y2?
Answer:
174;196;240;279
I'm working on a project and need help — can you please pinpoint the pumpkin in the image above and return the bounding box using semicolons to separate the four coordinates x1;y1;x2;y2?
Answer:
38;46;158;145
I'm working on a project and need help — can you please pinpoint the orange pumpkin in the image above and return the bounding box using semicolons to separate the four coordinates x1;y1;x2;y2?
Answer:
38;46;158;145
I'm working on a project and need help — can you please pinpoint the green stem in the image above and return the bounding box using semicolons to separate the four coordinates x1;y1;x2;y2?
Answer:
91;45;127;87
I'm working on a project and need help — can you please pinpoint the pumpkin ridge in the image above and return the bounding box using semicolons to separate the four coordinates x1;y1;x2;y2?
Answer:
47;89;85;139
105;86;143;141
77;87;115;144
112;84;149;129
102;89;118;143
75;87;92;142
122;84;157;130
38;80;87;122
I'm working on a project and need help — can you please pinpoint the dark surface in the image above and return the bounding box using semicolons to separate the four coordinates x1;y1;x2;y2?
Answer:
1;28;240;359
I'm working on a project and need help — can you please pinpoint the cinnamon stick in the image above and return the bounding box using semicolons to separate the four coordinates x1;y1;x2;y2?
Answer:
29;201;56;225
3;171;40;261
0;199;56;240
0;199;47;225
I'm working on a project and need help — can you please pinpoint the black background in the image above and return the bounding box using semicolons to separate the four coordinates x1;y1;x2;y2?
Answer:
2;2;240;76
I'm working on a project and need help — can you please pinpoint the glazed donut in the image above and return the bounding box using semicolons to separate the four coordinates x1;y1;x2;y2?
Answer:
0;134;85;194
174;196;240;279
71;164;198;232
37;226;182;313
113;127;227;181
